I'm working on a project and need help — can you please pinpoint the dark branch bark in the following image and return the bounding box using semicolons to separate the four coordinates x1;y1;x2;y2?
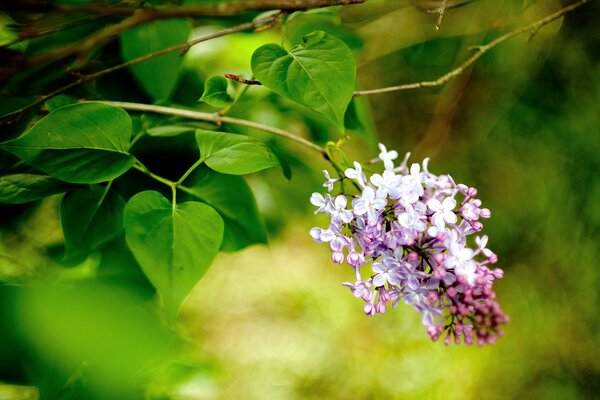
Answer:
1;0;365;76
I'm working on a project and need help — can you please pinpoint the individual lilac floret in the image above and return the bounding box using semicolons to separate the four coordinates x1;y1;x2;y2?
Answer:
309;143;508;346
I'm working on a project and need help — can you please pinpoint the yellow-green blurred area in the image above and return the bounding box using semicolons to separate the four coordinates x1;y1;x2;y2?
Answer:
1;0;600;399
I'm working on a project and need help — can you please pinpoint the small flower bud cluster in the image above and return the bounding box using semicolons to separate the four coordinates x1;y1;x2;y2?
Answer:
310;144;508;345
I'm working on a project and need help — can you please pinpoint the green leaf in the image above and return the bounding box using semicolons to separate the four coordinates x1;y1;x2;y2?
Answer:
119;19;190;101
187;167;267;251
195;130;282;175
1;103;135;184
0;173;71;203
146;125;196;137
199;76;234;108
124;191;224;319
251;30;356;130
61;185;126;258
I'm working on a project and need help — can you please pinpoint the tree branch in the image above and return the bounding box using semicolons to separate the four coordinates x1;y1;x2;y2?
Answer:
3;0;365;72
353;0;591;96
0;13;281;124
3;0;366;17
93;100;327;155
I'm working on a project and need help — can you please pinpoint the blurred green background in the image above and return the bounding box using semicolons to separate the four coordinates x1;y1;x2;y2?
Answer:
1;0;599;399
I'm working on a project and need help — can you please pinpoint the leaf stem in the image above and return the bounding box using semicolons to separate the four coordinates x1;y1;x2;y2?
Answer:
133;160;202;204
133;162;176;188
177;158;204;185
353;0;591;96
97;180;113;207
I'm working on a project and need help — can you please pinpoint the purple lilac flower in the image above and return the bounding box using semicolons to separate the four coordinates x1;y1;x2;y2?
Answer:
310;144;508;346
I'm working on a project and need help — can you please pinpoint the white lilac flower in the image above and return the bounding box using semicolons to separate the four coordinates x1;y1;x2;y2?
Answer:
310;192;330;214
372;260;401;287
396;165;425;204
352;186;387;224
445;244;477;285
322;170;337;192
309;143;508;346
397;204;427;232
428;196;458;229
345;161;367;188
378;143;399;171
370;170;401;198
328;195;353;225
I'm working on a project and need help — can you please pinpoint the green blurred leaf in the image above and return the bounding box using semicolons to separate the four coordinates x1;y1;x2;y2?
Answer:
0;173;71;204
1;103;135;184
285;7;342;26
119;19;190;100
188;167;267;252
196;130;283;175
61;185;125;258
344;96;378;149
124;190;224;319
199;76;234;108
146;125;196;137
251;30;356;130
17;282;177;396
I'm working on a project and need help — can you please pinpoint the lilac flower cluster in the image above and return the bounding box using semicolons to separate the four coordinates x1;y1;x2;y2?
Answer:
310;144;508;346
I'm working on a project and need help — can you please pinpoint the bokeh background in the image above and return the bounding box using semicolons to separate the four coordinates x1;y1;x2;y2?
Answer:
1;0;599;399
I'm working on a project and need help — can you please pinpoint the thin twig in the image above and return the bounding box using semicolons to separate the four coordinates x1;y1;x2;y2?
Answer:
0;14;280;124
3;14;107;47
354;0;591;96
94;100;327;155
224;73;262;85
426;0;449;31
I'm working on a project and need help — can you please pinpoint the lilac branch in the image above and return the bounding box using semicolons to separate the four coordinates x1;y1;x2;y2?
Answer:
354;0;591;96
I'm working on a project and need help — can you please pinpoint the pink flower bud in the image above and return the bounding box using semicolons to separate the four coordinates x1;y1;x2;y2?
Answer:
443;334;452;346
427;292;439;304
432;252;446;265
479;208;491;218
375;301;387;314
379;287;391;303
332;251;344;264
471;221;484;232
363;302;376;316
407;251;419;262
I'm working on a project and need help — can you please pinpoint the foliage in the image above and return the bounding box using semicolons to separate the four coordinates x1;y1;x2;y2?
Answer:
0;0;597;399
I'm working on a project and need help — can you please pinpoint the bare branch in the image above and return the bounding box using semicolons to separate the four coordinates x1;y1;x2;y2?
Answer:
0;13;281;124
2;0;365;72
2;0;366;17
224;74;262;85
426;0;449;31
93;100;327;155
354;0;591;96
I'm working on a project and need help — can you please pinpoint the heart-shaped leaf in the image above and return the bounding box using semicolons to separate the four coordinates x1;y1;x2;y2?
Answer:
2;103;135;184
251;30;355;130
124;191;224;319
0;173;71;203
199;76;234;108
196;130;283;175
187;167;267;252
